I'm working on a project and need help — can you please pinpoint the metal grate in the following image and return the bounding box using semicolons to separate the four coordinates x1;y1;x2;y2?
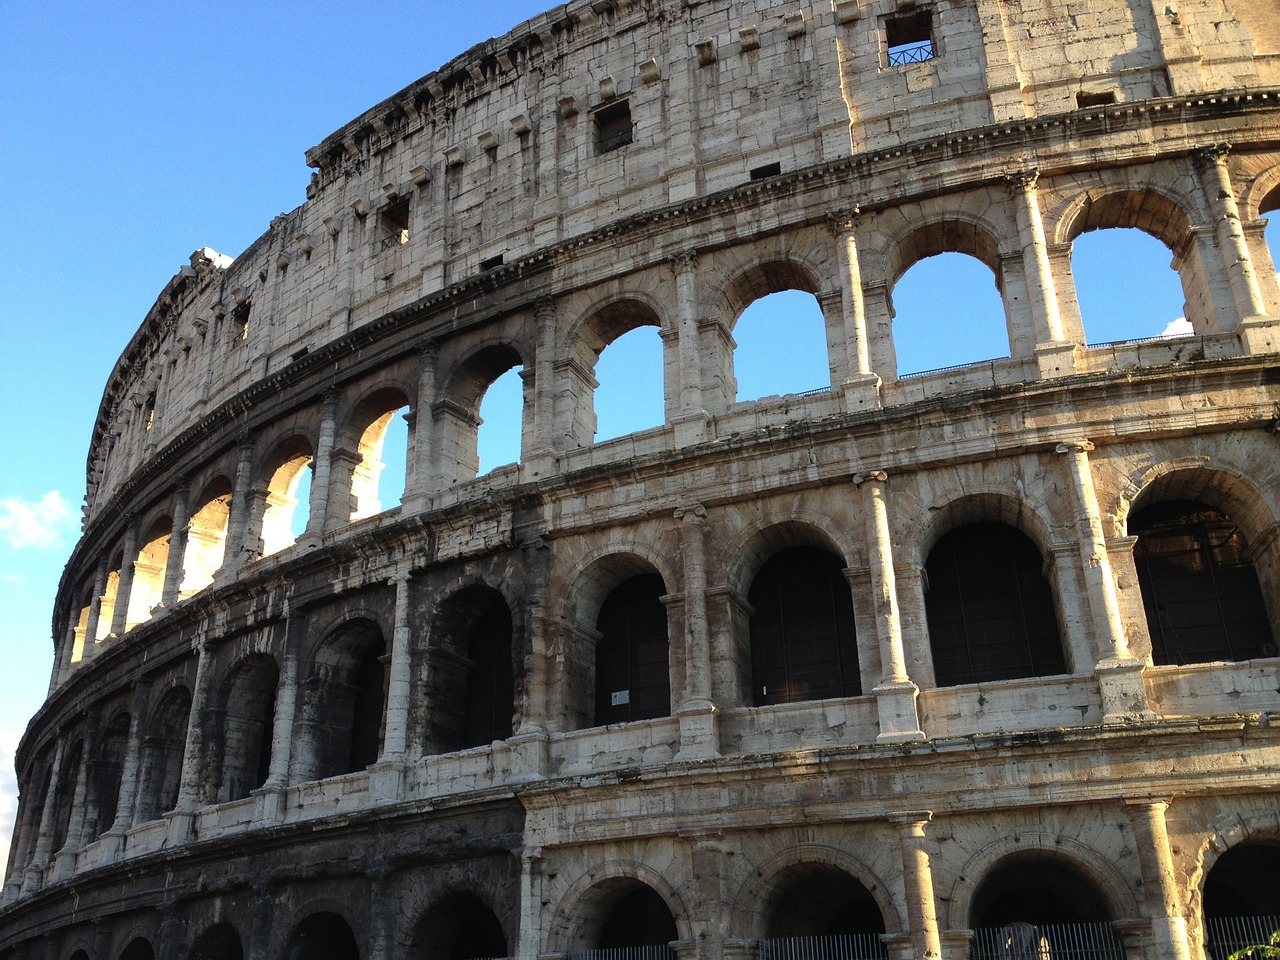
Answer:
969;923;1124;960
758;934;888;960
568;948;675;960
1205;915;1280;960
888;41;935;66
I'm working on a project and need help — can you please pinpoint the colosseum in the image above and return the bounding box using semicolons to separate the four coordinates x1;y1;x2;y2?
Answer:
4;0;1280;958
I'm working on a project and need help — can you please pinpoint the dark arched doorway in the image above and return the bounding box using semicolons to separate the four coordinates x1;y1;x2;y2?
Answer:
1203;841;1280;960
759;865;887;960
412;891;508;960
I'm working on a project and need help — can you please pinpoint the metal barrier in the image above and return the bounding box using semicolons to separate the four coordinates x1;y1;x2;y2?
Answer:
568;947;676;960
756;934;888;960
969;922;1124;960
1205;915;1280;960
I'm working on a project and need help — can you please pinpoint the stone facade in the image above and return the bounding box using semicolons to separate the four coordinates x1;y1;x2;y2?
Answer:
4;0;1280;958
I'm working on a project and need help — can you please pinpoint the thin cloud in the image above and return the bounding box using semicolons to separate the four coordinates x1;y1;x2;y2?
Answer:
0;491;76;550
1161;317;1194;337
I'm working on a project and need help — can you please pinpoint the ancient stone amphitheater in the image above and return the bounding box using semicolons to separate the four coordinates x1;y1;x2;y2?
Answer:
5;0;1280;958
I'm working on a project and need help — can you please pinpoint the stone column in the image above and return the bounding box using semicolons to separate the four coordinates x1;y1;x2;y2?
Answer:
173;638;216;818
159;480;191;609
1125;800;1192;960
1195;146;1272;342
109;517;140;636
855;472;925;741
381;574;414;761
671;250;709;444
1007;171;1079;377
892;813;942;960
401;343;437;514
83;556;110;659
262;617;302;795
829;209;883;410
517;846;545;960
22;737;65;894
1056;441;1151;721
105;679;153;842
221;435;257;578
675;504;719;758
532;297;560;457
303;390;340;537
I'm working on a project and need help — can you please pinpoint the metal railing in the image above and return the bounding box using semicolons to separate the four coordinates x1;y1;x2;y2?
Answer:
1205;915;1280;960
757;933;888;960
969;923;1124;960
888;41;935;66
568;947;675;960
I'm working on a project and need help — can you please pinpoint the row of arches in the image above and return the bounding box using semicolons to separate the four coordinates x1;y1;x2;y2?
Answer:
18;478;1277;882
45;841;1280;960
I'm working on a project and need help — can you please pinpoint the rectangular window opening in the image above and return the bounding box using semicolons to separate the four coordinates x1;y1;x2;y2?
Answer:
1076;90;1117;108
750;162;782;181
886;10;935;66
231;302;250;342
380;198;411;251
480;254;505;271
595;100;633;154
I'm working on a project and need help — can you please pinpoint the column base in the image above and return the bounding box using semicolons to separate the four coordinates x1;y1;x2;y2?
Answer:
1236;314;1280;355
675;699;720;760
165;809;197;845
1034;340;1080;379
672;412;712;447
367;761;406;803
508;731;550;783
252;785;289;825
841;373;883;413
48;848;77;883
20;863;46;896
96;828;127;863
875;679;926;742
1096;657;1154;723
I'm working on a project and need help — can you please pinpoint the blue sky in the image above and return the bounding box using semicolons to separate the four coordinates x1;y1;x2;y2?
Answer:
0;2;1249;872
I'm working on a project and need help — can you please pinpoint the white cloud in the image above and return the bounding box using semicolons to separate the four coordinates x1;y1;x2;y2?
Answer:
0;491;76;550
1161;316;1194;337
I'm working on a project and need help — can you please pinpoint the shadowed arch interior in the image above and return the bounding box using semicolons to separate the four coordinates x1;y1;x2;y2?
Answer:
764;865;887;940
136;685;192;822
428;586;515;752
412;891;508;960
188;923;244;960
305;617;388;779
594;573;670;725
217;653;279;802
285;912;359;960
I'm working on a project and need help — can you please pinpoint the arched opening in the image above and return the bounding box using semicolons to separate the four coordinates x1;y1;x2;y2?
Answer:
734;290;831;401
1072;228;1187;344
348;390;411;521
181;478;233;596
49;740;83;854
595;325;665;441
412;891;509;960
217;653;278;802
260;441;314;557
302;618;387;780
427;587;515;752
749;546;861;706
1130;500;1275;665
68;589;92;664
96;554;123;642
594;574;670;725
892;251;1008;376
119;939;156;960
583;885;675;957
1203;841;1280;959
188;923;245;960
86;711;130;840
125;517;172;628
969;856;1121;960
68;952;90;960
925;523;1066;687
136;685;191;822
285;912;360;960
477;366;524;475
760;865;887;960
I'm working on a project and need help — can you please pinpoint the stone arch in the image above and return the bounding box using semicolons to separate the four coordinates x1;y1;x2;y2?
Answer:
1238;161;1280;221
49;737;85;855
214;651;279;803
118;937;156;960
1119;460;1280;544
914;490;1057;565
548;860;690;954
717;258;824;329
425;583;516;752
409;889;510;960
881;215;1004;293
297;615;388;780
338;383;414;523
944;834;1139;930
85;708;131;841
1186;812;1280;956
283;909;361;960
564;296;667;447
181;475;234;596
187;922;245;960
257;435;315;557
730;844;902;938
125;514;173;629
135;682;191;822
726;516;857;599
434;342;527;485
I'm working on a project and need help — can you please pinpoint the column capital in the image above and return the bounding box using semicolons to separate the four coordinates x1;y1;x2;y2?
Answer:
534;295;557;321
852;470;888;485
827;206;861;233
674;503;707;522
1195;142;1232;166
1055;439;1096;455
669;248;699;273
889;810;933;830
1004;168;1040;191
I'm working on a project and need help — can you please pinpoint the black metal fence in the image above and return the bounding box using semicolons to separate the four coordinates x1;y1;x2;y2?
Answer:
1205;915;1280;960
969;922;1124;960
757;934;888;960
